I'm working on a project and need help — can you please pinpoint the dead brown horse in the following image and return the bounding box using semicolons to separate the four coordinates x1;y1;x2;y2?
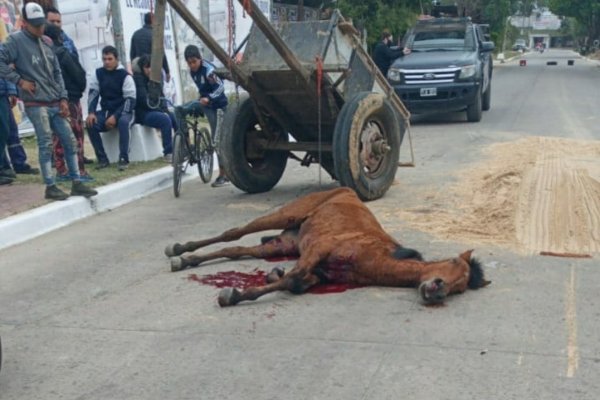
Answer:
165;188;490;306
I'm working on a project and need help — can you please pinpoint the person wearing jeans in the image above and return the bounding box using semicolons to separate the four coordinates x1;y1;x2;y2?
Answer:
0;2;96;200
132;55;176;161
86;45;136;171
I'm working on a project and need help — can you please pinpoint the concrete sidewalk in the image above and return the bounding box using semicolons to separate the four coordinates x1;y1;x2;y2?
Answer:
0;166;185;251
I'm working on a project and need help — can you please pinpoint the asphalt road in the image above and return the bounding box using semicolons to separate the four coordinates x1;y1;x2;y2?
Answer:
1;49;599;399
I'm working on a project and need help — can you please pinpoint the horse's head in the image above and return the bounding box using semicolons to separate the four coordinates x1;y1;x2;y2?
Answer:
418;250;491;304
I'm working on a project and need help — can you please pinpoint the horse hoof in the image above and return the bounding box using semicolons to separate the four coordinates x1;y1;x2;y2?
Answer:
419;278;446;304
164;243;183;257
170;257;186;272
218;287;242;307
266;266;285;283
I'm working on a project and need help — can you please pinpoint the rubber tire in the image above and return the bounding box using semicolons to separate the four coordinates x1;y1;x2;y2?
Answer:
332;92;401;201
172;133;184;198
466;87;483;122
482;81;491;111
219;96;288;193
195;127;214;183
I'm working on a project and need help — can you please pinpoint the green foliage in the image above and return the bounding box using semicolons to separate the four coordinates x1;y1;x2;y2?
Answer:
336;0;421;49
547;0;600;40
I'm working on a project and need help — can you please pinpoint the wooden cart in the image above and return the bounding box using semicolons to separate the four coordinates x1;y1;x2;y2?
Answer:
153;0;411;200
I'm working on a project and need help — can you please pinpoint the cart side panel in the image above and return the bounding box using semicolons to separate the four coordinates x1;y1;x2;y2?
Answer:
243;21;350;71
251;70;337;142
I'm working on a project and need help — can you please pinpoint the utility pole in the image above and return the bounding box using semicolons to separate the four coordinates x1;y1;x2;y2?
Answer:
109;0;127;65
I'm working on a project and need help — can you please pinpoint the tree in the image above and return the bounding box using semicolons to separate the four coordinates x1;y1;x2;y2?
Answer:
336;0;422;49
547;0;600;43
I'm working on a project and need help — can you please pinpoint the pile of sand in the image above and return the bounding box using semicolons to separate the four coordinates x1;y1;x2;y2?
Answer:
398;136;600;255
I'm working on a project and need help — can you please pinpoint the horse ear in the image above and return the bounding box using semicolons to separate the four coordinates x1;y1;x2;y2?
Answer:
459;249;474;263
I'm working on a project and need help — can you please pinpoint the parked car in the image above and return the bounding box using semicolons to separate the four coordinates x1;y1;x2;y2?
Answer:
387;17;494;122
512;39;528;51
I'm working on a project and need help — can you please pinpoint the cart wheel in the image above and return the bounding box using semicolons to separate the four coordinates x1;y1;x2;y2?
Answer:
195;127;214;183
220;96;288;193
333;92;401;201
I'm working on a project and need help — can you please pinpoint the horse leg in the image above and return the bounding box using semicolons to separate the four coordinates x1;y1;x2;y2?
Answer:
171;230;299;272
165;188;351;257
218;269;320;307
218;248;325;306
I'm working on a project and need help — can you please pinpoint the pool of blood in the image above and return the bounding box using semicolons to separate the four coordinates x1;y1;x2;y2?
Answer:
188;270;362;294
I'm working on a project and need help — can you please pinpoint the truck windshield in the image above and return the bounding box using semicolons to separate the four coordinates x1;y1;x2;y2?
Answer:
405;27;475;52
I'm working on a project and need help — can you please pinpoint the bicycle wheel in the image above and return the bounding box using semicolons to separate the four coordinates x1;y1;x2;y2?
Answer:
195;127;214;183
172;133;185;197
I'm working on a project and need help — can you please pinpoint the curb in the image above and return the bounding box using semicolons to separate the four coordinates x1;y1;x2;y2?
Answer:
0;166;190;251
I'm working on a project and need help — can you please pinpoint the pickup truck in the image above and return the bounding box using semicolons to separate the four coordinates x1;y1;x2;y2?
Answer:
387;17;495;122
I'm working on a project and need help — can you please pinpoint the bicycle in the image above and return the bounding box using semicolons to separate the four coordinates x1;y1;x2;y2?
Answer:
172;103;215;197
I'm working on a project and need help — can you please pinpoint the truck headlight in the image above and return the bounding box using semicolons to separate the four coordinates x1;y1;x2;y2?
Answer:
459;65;476;79
387;68;401;82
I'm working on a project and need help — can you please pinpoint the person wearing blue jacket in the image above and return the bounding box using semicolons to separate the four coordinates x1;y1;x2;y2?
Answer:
0;78;17;185
86;45;136;171
183;44;229;187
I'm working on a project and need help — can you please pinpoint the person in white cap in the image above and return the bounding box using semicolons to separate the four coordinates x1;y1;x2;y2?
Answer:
0;2;97;200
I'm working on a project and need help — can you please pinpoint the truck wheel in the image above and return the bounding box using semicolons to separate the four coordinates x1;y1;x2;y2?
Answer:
219;96;288;193
482;82;492;111
466;88;483;122
333;92;401;201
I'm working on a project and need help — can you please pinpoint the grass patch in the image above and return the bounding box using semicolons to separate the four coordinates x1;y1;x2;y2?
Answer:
16;135;169;189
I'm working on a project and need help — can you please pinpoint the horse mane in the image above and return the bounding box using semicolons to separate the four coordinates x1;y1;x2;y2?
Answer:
392;246;424;261
467;257;487;289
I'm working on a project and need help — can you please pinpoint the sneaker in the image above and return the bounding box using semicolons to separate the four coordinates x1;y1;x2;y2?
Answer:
56;174;72;182
14;164;39;175
0;176;14;185
95;159;110;170
45;185;69;201
211;176;230;188
71;181;98;198
79;173;95;183
0;168;16;179
117;159;129;171
83;157;94;165
163;153;173;163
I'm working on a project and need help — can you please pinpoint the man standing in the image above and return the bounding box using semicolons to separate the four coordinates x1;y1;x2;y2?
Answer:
0;77;16;185
130;12;170;82
0;2;96;200
45;6;78;60
86;45;136;171
372;31;410;78
43;22;92;181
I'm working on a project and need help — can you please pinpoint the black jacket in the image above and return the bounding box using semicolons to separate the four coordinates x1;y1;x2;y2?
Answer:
52;44;86;101
129;25;170;75
133;71;166;124
372;41;405;77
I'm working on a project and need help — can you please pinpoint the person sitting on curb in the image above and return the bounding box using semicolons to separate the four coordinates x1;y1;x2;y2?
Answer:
86;45;136;171
0;2;96;200
183;45;229;187
43;24;93;182
132;55;176;163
